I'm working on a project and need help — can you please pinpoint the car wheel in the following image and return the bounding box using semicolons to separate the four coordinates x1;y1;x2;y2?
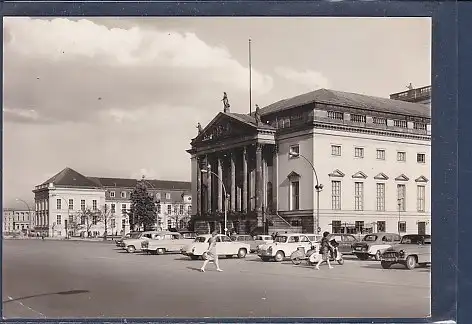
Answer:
381;261;393;269
291;257;302;265
274;251;285;262
405;256;417;270
157;248;165;255
237;248;247;258
190;255;199;260
375;251;382;261
127;245;136;253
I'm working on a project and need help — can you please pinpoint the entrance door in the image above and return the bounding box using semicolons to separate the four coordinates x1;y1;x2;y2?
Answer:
418;222;426;235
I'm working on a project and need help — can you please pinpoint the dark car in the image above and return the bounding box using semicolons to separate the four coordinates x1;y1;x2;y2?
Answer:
352;233;402;260
380;234;431;270
326;234;358;254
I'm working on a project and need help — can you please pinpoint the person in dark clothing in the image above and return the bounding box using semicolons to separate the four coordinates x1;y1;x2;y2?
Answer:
316;231;334;270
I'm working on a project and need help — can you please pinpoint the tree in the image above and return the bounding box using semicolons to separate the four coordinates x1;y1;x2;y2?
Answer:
100;205;115;240
67;213;83;237
75;208;102;237
127;180;158;231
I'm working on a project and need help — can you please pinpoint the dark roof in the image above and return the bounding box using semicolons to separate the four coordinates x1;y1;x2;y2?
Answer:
258;88;430;118
227;113;274;130
41;167;100;188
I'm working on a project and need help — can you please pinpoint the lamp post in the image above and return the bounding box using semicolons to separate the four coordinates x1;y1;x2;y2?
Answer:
51;194;70;239
201;166;229;236
288;152;323;234
16;198;32;236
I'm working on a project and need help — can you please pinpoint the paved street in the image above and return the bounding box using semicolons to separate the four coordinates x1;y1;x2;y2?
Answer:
2;239;430;319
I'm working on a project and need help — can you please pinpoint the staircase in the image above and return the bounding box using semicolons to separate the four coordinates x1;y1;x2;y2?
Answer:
267;214;301;234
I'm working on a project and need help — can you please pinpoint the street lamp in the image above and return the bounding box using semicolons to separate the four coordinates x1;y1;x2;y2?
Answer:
201;166;229;236
51;194;70;239
288;152;324;234
16;198;32;237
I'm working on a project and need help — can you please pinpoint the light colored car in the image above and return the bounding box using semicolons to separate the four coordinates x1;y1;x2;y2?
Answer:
352;232;402;260
141;232;194;255
122;231;164;253
254;235;274;252
380;234;431;270
306;234;322;244
181;234;250;260
230;234;259;252
258;233;317;262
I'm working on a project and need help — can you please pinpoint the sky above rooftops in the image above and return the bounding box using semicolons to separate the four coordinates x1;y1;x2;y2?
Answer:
3;17;431;208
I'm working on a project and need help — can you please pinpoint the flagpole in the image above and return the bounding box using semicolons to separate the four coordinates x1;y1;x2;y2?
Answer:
249;37;252;115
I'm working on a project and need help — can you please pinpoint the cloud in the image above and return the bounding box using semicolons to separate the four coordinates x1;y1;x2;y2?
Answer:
3;17;273;124
275;66;330;90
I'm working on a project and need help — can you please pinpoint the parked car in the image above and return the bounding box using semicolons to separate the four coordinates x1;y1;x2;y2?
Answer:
122;231;164;253
254;235;274;251
325;233;358;255
306;234;323;244
141;232;194;255
352;233;402;260
230;234;259;252
115;232;141;248
380;234;431;270
181;234;250;260
179;231;197;239
257;233;316;262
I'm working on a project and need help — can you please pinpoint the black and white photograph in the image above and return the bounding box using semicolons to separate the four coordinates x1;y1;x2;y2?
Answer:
3;16;431;319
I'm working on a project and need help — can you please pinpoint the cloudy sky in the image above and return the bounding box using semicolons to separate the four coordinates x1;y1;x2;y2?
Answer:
3;17;431;208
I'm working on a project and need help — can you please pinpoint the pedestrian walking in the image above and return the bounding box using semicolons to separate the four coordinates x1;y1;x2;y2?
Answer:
200;230;223;272
315;231;334;270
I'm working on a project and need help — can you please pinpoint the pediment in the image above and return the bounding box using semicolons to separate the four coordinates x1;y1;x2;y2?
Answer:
287;171;301;179
352;171;367;179
192;112;257;144
415;175;429;183
374;172;389;181
395;174;410;181
329;169;345;178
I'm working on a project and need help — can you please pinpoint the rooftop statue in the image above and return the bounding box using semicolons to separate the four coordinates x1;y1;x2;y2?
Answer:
222;92;231;113
196;122;203;134
254;104;262;126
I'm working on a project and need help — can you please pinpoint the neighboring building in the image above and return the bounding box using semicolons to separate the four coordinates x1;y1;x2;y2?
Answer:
187;87;431;236
390;85;431;106
32;168;191;237
3;208;34;234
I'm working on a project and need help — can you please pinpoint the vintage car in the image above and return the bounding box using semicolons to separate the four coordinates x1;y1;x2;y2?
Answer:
230;234;259;252
306;234;323;244
380;234;431;270
121;231;164;253
257;233;317;262
352;232;402;260
325;233;358;255
115;232;140;247
254;235;274;251
179;231;197;239
181;234;250;260
141;232;194;255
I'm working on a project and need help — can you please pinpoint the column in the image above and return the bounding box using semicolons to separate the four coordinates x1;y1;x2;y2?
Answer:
231;151;236;211
242;147;248;212
196;156;202;215
263;150;267;211
206;155;212;213
217;156;223;212
255;143;263;226
272;145;278;213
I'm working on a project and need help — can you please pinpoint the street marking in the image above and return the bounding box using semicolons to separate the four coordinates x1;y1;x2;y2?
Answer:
7;296;46;318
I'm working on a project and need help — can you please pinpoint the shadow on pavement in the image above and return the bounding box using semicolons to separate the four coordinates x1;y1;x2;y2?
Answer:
3;289;90;304
186;266;203;272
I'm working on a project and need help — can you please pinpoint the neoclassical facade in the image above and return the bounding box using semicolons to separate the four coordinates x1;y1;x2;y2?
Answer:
188;87;431;236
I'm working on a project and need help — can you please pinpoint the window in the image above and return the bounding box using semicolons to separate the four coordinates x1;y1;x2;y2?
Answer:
289;145;300;158
414;122;426;130
56;215;62;225
110;191;115;198
397;152;406;162
81;216;86;225
121;192;126;198
331;181;341;210
373;117;387;125
351;114;366;123
376;183;386;211
167;219;172;228
355;221;364;234
156;193;161;200
121;204;126;214
290;181;300;211
81;200;86;211
174;205;178;214
57;199;62;210
111;219;116;228
354;182;364;211
417;153;426;163
166;193;171;200
122;219;126;228
92;216;98;225
376;149;385;160
377;221;386;232
111;204;116;213
69;215;73;223
398;221;407;233
188;205;192;214
354;147;364;158
394;120;408;128
92;200;97;210
331;145;341;156
167;205;172;214
68;199;73;210
417;185;426;212
291;219;301;227
157;204;161;214
179;205;184;215
397;184;406;211
327;111;344;120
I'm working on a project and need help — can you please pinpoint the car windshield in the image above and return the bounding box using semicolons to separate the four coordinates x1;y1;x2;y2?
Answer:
194;236;208;243
274;236;288;243
363;235;378;242
400;235;431;244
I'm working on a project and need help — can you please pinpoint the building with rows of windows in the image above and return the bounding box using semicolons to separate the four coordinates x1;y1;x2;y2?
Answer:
32;167;191;237
187;86;431;236
2;208;34;235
